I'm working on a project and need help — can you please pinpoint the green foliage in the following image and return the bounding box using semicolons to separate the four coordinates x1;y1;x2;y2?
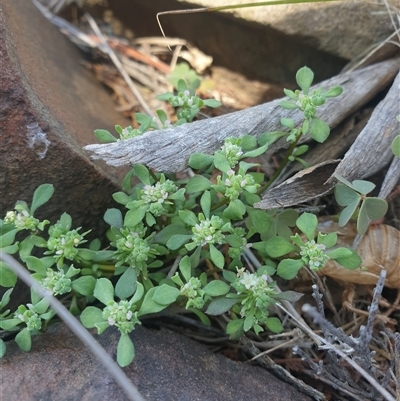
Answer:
2;66;382;368
334;175;388;235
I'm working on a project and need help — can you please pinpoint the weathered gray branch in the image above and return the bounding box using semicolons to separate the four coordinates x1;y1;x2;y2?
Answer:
256;70;400;210
84;59;399;173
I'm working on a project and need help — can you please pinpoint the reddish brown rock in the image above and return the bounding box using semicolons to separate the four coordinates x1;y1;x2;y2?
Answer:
0;323;314;401
0;0;130;233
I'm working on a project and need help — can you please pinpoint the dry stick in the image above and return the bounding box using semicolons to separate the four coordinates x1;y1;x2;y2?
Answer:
84;13;158;123
156;0;341;48
84;58;399;172
0;251;147;401
302;303;396;401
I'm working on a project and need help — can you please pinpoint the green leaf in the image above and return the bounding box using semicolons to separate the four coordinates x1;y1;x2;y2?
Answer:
296;66;314;95
0;318;21;330
15;328;31;352
124;206;147;227
364;197;388;221
240;135;257;151
334;184;360;206
265;237;296;258
294;145;308;156
179;256;192;283
214;152;231;173
280;117;295;129
223;199;246;220
0;338;5;358
273;291;304;302
190;246;202;268
115;268;137;300
335;249;362;269
186;176;212;194
317;232;337;248
104;208;123;228
71;276;96;296
203;99;221;108
310;117;330;143
138;288;168;316
209;244;225;269
351;180;375;195
339;199;359;227
24;256;47;276
222;270;237;283
112;192;130;206
117;334;135;367
226;318;244;335
94;278;114;305
277;259;304;280
31;184;54;215
178;210;198;226
243;315;254;332
392;135;400;157
187;308;211;325
130;282;144;304
283;88;298;100
177;79;187;92
206;297;239;315
132;164;150;185
265;317;283;333
59;212;72;230
258;131;287;146
167;234;192;250
200;191;211;219
241;142;269;158
357;201;369;235
188;153;214;170
0;229;18;248
279;100;298;110
323;85;343;98
80;306;104;328
33;297;50;314
247;208;273;234
0;262;17;287
152;284;180;305
156;109;168;124
94;129;117;143
296;213;317;241
203;281;230;297
327;247;353;260
0;288;13;310
151;224;189;245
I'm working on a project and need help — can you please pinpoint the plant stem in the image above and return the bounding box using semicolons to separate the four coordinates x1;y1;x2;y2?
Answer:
258;132;302;193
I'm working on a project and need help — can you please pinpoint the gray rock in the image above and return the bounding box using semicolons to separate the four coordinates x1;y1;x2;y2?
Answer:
0;323;314;401
0;0;130;234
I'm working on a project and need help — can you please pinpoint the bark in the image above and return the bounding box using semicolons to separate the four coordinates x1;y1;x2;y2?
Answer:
84;58;399;173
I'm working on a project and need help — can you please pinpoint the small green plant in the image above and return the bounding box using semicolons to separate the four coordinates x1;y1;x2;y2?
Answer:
93;68;221;143
391;115;400;157
333;175;388;235
1;66;371;367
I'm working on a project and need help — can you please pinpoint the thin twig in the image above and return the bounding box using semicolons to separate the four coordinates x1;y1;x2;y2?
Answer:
302;303;396;401
0;252;147;401
84;13;158;123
